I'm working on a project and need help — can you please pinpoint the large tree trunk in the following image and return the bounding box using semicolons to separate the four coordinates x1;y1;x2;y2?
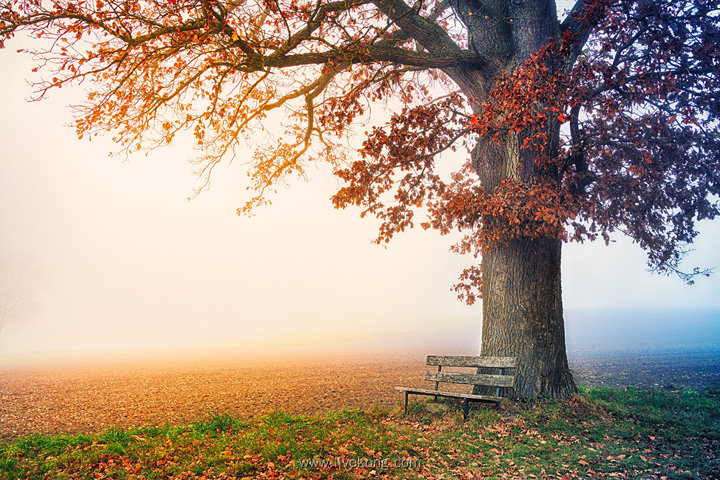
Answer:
464;124;577;399
465;128;577;399
447;0;576;399
480;236;576;398
470;132;577;399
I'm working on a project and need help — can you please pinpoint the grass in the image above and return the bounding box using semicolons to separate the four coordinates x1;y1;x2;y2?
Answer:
1;387;718;479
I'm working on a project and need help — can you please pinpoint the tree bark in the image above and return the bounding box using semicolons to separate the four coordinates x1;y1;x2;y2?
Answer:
465;128;577;399
443;0;577;399
465;114;576;399
480;236;576;398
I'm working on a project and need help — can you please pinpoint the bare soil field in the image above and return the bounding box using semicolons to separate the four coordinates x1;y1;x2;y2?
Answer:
0;354;427;442
568;348;720;391
2;350;719;443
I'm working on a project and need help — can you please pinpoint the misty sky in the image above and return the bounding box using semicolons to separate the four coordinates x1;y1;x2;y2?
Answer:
1;31;719;360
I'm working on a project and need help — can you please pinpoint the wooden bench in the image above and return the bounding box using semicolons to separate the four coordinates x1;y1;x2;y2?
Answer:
395;355;517;421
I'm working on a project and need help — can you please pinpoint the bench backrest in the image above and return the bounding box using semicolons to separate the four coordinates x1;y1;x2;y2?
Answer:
424;355;517;394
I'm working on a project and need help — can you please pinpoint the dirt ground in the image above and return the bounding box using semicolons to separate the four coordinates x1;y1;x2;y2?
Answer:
568;348;720;392
1;350;719;442
0;353;427;442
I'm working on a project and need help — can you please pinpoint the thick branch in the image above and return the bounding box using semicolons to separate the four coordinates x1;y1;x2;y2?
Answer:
371;0;466;57
560;0;608;69
258;45;484;69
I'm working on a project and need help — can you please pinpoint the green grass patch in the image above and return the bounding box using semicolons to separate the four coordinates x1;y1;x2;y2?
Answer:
1;388;718;479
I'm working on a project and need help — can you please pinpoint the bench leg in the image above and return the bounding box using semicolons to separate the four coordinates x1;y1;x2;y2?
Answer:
463;398;469;421
404;391;409;414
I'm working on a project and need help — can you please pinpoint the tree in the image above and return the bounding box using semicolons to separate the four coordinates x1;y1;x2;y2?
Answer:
1;0;718;397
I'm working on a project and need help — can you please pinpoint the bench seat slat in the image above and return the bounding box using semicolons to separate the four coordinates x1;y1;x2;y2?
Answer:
424;371;515;388
426;355;517;368
394;386;502;403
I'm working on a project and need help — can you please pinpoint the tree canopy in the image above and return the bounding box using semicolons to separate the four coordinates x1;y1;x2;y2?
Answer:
2;0;719;304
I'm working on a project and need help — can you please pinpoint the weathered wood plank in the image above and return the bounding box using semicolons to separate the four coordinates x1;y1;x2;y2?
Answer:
424;371;515;387
394;386;503;402
426;355;517;368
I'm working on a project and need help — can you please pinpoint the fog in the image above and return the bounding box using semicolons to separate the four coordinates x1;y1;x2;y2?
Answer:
1;36;719;363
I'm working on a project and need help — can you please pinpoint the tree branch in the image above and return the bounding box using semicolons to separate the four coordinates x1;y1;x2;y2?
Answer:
560;0;609;69
371;0;464;56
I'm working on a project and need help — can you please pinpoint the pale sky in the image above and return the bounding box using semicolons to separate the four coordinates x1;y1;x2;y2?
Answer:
1;30;719;360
